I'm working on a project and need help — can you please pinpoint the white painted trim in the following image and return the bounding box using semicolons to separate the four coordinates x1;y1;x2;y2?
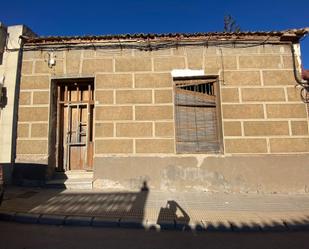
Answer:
171;69;205;77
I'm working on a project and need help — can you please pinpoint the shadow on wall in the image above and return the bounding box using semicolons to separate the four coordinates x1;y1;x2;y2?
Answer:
0;86;7;109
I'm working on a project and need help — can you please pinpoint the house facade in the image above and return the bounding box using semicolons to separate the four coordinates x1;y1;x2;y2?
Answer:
9;28;309;193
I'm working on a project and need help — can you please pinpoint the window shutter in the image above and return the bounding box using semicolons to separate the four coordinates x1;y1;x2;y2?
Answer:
174;78;220;153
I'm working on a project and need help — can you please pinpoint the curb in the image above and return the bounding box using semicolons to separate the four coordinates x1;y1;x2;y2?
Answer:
39;214;66;225
0;211;16;221
0;211;309;232
92;217;119;228
64;216;93;226
15;213;40;224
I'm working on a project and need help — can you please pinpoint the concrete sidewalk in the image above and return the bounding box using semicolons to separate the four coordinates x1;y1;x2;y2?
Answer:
1;186;309;231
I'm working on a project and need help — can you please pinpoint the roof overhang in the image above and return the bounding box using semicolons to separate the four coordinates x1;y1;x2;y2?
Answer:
21;28;309;45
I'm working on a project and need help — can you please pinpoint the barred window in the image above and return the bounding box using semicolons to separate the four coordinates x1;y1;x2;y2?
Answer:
174;76;222;153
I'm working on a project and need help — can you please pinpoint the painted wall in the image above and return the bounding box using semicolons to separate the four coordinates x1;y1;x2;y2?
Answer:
0;25;34;183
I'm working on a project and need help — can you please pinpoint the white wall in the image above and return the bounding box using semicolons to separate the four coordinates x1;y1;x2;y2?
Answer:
0;24;34;183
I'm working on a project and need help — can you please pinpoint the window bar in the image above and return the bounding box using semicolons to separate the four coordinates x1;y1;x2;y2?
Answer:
64;85;68;103
76;85;80;102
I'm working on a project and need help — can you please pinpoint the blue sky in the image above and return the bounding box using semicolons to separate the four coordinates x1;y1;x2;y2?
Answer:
2;0;309;66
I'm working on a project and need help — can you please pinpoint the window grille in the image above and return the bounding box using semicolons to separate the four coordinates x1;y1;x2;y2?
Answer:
174;77;221;153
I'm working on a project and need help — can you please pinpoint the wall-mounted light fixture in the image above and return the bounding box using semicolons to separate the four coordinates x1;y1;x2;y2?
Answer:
45;52;56;68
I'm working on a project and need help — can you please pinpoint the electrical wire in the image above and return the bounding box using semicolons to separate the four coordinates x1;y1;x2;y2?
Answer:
7;36;285;53
5;33;309;104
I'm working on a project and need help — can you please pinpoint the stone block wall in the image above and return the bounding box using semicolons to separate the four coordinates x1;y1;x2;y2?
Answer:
16;73;50;163
218;46;309;154
16;43;309;165
94;70;175;154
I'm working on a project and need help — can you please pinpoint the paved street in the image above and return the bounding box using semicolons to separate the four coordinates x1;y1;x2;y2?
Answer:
1;221;309;249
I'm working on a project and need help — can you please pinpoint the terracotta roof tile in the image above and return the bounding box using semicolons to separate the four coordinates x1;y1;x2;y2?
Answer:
22;28;309;44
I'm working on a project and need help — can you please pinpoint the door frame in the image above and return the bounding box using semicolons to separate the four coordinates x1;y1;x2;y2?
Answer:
48;77;95;172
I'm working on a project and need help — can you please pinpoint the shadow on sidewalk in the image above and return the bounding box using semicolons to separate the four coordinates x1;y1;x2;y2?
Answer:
1;182;150;225
1;184;309;232
157;200;190;229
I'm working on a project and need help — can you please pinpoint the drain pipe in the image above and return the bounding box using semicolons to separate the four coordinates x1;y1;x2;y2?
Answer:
290;43;308;85
302;67;309;81
290;43;309;102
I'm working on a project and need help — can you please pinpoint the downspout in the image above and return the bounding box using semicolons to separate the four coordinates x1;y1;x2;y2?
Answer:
290;43;309;103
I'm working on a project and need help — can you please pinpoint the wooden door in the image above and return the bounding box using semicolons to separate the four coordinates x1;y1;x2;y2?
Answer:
57;81;94;171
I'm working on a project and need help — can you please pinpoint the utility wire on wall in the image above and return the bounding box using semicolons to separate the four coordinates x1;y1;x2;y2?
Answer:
15;35;279;53
8;34;309;103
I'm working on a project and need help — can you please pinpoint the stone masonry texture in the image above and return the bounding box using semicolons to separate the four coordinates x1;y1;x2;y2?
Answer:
16;43;309;163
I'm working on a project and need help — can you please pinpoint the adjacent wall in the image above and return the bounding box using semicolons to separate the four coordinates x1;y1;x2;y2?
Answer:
16;42;309;192
0;25;34;183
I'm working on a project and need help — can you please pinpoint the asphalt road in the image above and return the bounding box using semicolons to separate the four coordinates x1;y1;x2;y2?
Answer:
0;221;309;249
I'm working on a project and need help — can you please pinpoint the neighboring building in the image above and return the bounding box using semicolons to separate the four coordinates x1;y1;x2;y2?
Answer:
0;23;35;184
5;27;309;193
